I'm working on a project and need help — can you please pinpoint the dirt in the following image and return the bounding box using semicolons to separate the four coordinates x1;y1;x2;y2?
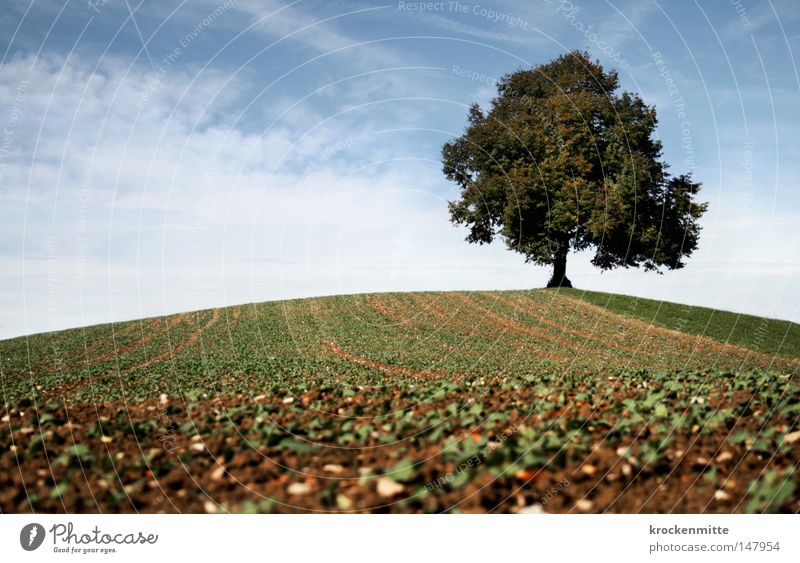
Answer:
1;384;796;514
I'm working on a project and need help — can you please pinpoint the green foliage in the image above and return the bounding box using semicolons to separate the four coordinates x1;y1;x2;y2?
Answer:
746;469;796;513
442;51;707;285
388;458;417;482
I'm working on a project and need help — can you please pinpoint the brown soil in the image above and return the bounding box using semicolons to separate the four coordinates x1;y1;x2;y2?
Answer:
2;381;797;514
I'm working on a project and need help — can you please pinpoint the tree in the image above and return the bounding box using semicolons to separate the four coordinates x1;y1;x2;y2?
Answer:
442;51;707;288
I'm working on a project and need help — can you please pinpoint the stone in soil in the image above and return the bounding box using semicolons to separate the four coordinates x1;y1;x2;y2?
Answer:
376;477;404;498
287;482;312;496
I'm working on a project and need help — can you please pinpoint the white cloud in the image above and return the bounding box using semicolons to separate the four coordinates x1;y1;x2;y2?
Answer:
0;51;523;338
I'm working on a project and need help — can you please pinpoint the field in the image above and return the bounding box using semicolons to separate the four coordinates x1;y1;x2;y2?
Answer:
1;289;798;513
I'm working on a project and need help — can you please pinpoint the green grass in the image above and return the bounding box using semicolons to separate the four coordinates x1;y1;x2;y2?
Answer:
559;288;800;359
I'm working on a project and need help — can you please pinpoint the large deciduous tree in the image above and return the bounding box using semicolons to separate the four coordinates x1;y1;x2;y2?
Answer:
442;51;707;287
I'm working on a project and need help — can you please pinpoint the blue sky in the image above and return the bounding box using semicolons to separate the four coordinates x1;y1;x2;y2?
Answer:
0;0;798;339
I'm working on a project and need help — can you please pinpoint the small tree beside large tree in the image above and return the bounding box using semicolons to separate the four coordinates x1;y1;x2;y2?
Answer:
442;51;707;287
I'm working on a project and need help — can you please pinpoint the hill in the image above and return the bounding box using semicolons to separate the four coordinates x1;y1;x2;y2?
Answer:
561;289;800;359
1;290;798;514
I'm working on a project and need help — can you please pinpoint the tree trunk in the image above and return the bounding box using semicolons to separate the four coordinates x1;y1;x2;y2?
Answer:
546;245;572;288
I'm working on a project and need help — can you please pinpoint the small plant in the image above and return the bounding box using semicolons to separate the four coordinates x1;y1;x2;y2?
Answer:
746;469;796;513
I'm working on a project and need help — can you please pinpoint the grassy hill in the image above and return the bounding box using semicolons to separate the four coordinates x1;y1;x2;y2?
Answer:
1;290;798;514
561;289;800;359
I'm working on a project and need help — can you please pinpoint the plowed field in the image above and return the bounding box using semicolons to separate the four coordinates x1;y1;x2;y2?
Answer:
1;290;798;513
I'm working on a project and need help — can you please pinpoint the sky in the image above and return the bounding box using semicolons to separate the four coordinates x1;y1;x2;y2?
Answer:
0;0;798;339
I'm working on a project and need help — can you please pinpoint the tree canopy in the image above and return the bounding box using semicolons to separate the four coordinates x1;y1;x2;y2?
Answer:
442;50;707;287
